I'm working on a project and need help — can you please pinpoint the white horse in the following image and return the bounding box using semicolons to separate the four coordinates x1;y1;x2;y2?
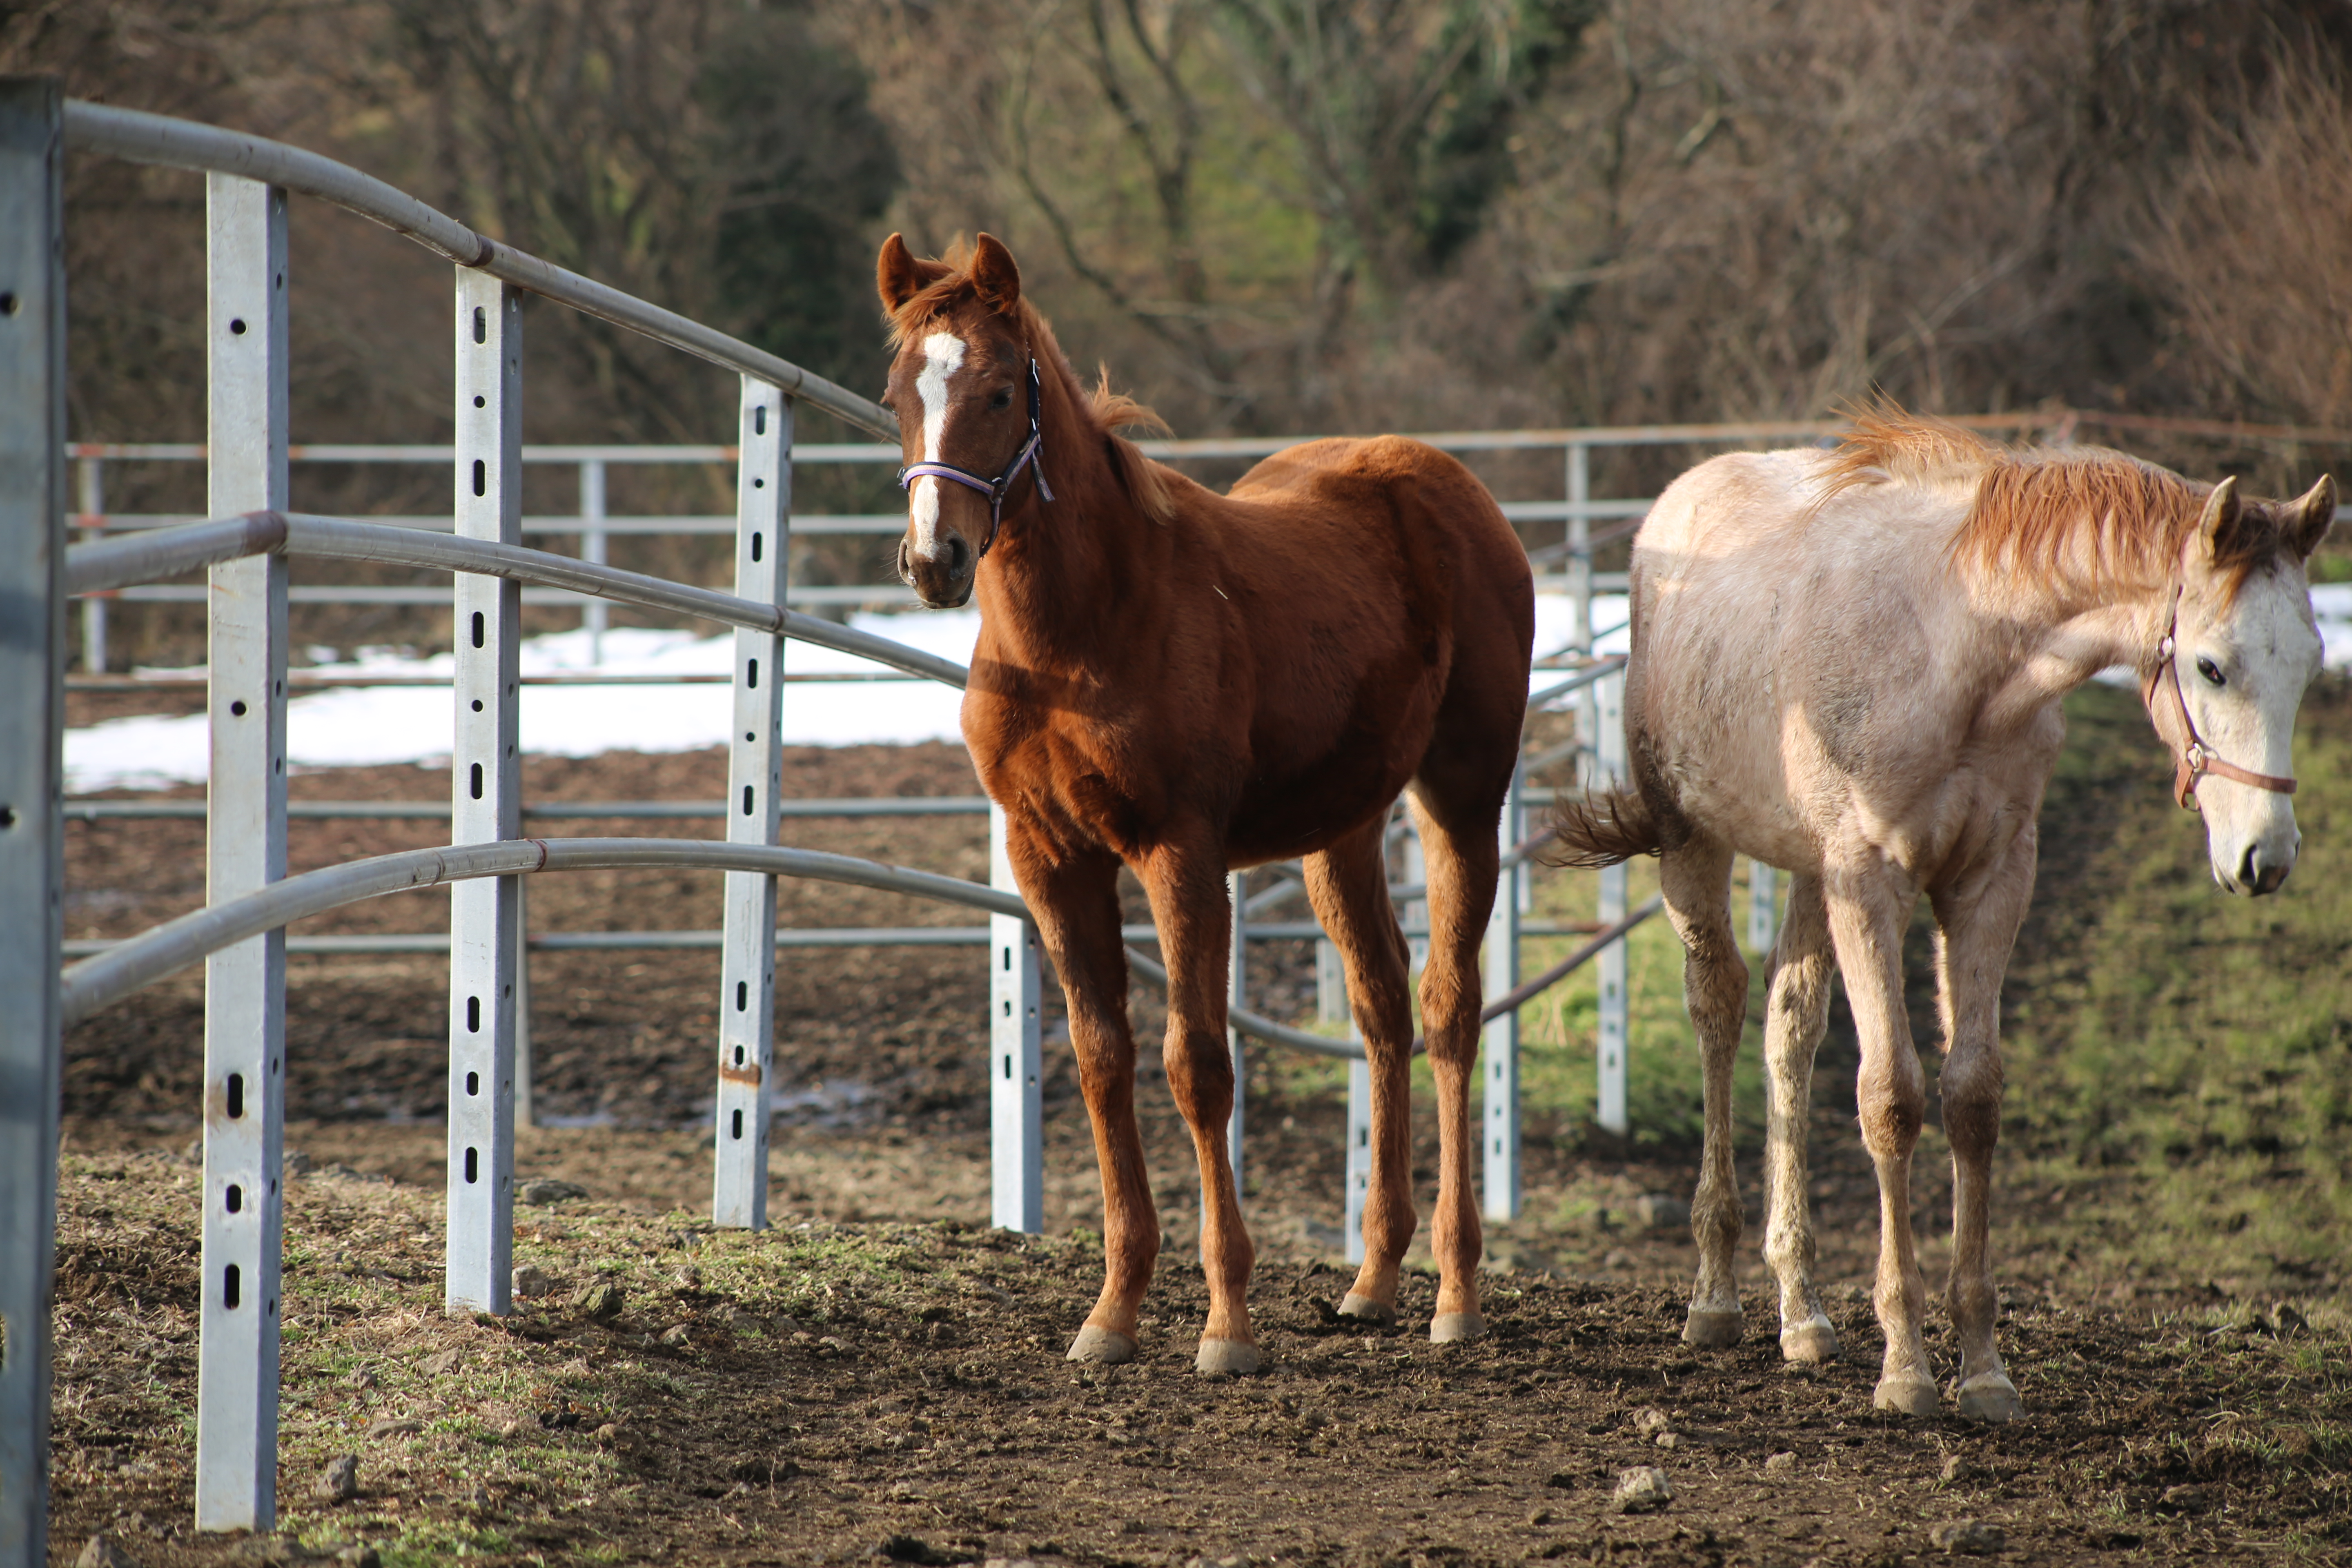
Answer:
1553;408;2332;1420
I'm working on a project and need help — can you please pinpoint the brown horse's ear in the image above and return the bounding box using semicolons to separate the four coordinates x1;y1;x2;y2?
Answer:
878;233;948;312
969;232;1022;316
2285;474;2336;561
2193;475;2243;558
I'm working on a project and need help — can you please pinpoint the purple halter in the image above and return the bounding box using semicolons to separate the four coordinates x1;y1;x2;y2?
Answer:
895;356;1055;560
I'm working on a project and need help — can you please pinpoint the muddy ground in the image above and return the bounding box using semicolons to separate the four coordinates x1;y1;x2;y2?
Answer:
47;742;2352;1565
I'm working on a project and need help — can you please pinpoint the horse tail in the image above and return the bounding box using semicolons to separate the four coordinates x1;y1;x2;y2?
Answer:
1543;785;1663;869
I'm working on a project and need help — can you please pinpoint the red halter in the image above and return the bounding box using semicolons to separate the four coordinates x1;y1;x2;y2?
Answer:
2141;597;2298;811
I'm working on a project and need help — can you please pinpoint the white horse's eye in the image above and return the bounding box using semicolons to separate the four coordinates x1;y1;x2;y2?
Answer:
2196;655;2226;688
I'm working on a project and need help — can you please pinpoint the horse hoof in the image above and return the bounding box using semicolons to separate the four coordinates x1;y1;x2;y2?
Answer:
1429;1311;1486;1344
1194;1338;1260;1377
1872;1375;1940;1416
1779;1317;1840;1364
1682;1308;1744;1348
1066;1326;1137;1365
1337;1292;1397;1327
1955;1372;2025;1423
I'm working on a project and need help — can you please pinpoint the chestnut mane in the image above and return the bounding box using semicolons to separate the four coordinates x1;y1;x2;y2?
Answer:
1823;403;2291;599
884;239;1175;522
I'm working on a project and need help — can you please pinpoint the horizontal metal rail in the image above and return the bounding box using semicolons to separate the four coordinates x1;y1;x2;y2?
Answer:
60;102;896;440
60;915;1606;960
63;511;969;686
57;835;1638;1065
66;670;928;690
64;796;993;821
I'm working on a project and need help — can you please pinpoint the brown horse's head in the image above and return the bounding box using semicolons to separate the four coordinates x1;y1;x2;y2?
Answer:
876;232;1045;609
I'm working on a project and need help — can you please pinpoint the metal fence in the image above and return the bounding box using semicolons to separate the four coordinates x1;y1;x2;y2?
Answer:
0;89;1702;1556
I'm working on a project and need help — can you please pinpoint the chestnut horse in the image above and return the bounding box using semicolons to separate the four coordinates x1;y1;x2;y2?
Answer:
877;233;1533;1374
1555;408;2332;1420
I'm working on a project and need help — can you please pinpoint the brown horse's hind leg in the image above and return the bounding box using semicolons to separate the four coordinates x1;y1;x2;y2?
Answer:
1136;822;1259;1375
1301;818;1417;1324
1406;785;1504;1342
1931;825;2035;1422
1658;839;1748;1348
1008;832;1158;1365
1822;859;1937;1415
1761;873;1840;1363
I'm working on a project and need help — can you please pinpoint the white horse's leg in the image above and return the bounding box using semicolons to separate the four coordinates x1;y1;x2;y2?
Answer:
1762;872;1839;1363
1931;826;2037;1421
1822;861;1936;1414
1659;840;1748;1347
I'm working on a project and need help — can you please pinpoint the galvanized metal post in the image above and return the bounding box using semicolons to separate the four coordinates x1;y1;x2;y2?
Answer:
0;78;67;1568
513;876;532;1129
445;270;521;1314
987;805;1043;1232
1315;938;1347;1024
76;456;104;672
714;381;787;1230
1401;828;1428;976
579;458;606;663
1567;442;1596;787
1227;870;1246;1201
1596;669;1630;1137
1343;1049;1370;1265
197;170;289;1533
1481;762;1522;1221
1748;860;1779;957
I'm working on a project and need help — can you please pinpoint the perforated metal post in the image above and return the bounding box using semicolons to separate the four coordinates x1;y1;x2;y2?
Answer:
196;170;289;1532
1748;860;1779;957
1401;828;1428;976
988;804;1043;1232
1596;669;1630;1137
579;458;607;663
0;78;66;1568
513;877;533;1128
445;271;521;1314
1343;1050;1370;1265
76;455;104;672
1482;762;1522;1221
1227;871;1248;1200
714;380;787;1229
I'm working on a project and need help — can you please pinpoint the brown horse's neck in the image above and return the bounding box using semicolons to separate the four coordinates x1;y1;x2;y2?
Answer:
973;345;1171;669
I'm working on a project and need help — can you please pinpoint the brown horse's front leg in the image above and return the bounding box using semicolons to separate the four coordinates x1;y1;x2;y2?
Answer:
1011;832;1158;1365
1138;829;1259;1375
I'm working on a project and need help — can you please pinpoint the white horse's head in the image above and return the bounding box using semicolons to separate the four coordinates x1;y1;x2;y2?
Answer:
2160;474;2334;895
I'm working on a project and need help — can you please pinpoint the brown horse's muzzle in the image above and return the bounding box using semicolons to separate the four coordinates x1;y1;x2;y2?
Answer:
898;530;976;609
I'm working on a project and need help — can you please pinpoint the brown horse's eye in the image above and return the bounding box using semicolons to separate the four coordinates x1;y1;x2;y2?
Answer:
989;387;1014;410
2196;655;2226;688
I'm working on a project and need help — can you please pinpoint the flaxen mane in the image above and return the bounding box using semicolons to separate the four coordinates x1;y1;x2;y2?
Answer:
884;241;1175;522
1823;402;2290;599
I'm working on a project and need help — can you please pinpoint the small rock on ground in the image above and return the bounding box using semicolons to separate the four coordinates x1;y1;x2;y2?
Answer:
1940;1454;1974;1485
512;1264;556;1298
75;1536;138;1568
313;1452;359;1502
573;1281;626;1320
659;1323;693;1347
1929;1519;2007;1554
423;1347;462;1376
1764;1450;1798;1478
1631;1405;1673;1438
363;1417;423;1439
1612;1466;1673;1514
518;1177;588;1205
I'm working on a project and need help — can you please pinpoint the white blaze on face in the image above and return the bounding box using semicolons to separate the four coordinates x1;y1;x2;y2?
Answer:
909;331;967;560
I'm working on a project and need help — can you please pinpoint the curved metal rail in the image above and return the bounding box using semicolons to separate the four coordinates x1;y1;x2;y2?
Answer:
60;102;898;441
65;511;969;688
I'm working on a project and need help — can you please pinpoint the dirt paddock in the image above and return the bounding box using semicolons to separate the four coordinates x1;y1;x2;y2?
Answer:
45;744;2352;1566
